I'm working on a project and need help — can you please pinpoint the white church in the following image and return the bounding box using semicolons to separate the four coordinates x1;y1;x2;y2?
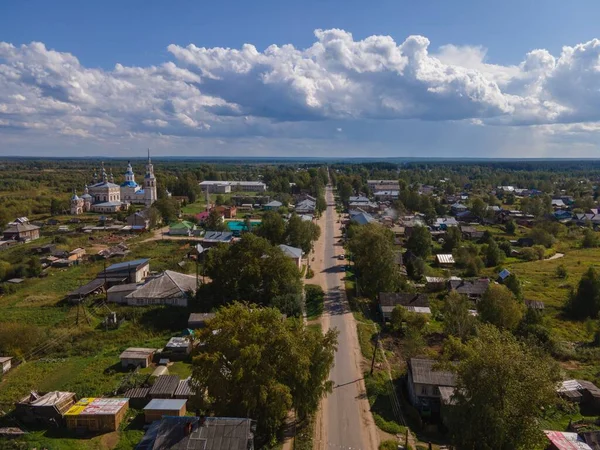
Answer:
71;151;157;214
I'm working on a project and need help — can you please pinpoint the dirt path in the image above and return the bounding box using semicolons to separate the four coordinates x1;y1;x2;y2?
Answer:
545;252;565;260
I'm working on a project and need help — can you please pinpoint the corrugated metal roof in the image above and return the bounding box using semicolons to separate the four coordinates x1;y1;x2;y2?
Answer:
174;378;194;397
149;375;180;396
106;258;149;273
379;293;429;308
139;416;253;450
126;271;197;299
144;398;187;411
123;387;150;399
409;358;456;387
278;244;302;259
544;431;592;450
435;254;455;264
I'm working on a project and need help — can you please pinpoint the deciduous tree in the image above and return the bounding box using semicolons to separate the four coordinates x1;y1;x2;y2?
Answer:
448;325;560;450
191;303;338;442
477;284;524;331
406;226;432;259
348;223;399;299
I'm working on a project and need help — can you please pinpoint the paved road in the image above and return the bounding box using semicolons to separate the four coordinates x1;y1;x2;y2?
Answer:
318;185;377;450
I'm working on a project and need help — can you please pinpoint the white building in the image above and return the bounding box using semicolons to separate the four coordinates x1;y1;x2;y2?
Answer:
71;150;158;215
199;180;266;192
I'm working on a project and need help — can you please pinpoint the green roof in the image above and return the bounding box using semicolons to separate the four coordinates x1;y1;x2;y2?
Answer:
170;221;195;229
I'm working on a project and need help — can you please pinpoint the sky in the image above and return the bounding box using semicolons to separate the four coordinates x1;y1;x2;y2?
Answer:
2;0;600;158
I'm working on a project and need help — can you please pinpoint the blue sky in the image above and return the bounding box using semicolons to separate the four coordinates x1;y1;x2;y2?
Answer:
2;0;600;157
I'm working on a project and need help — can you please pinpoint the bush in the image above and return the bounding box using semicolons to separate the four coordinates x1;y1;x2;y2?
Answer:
556;264;568;279
379;440;399;450
306;267;314;279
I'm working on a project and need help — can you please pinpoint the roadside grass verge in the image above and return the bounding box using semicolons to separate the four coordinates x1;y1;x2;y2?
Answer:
305;284;324;320
364;371;406;435
293;415;315;450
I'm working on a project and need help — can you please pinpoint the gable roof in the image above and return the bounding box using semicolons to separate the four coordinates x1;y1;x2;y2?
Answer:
203;231;234;243
379;292;429;308
449;279;490;296
106;258;149;273
137;416;253;450
126;271;197;299
409;358;457;387
278;244;303;259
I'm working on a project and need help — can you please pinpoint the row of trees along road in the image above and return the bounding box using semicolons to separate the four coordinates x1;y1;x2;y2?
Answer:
190;302;338;444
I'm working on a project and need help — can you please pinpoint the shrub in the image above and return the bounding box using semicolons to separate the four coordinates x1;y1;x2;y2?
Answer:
379;440;399;450
556;264;568;279
306;267;314;279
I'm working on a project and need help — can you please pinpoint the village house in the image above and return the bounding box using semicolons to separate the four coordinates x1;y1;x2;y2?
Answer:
449;278;490;300
106;283;139;304
101;258;150;284
65;398;129;432
124;270;198;307
278;244;303;269
136;416;255;450
407;358;457;416
2;222;40;242
119;348;156;369
295;198;316;214
126;209;152;230
203;231;234;246
169;221;197;236
263;200;283;211
378;292;430;321
214;205;237;218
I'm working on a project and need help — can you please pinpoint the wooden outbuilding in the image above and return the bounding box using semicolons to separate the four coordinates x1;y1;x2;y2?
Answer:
143;398;187;423
64;398;129;432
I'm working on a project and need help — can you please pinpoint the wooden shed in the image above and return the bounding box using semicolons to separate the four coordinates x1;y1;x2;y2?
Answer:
143;398;187;423
15;391;77;425
149;375;180;399
119;348;156;369
65;398;129;432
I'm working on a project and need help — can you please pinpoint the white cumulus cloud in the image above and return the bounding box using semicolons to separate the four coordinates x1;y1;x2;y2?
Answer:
2;31;600;156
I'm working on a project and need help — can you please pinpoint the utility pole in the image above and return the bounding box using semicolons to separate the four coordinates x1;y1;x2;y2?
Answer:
370;330;380;375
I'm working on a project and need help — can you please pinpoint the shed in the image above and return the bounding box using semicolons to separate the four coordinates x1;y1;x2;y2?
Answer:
65;398;129;432
119;348;156;369
15;391;77;425
174;377;195;399
107;283;139;304
435;254;455;266
544;431;592;450
144;398;187;423
122;387;150;409
149;375;180;399
164;337;192;359
66;278;106;302
188;312;216;329
0;356;13;374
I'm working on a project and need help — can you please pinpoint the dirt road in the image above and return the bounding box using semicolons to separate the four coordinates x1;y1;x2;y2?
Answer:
314;185;379;450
